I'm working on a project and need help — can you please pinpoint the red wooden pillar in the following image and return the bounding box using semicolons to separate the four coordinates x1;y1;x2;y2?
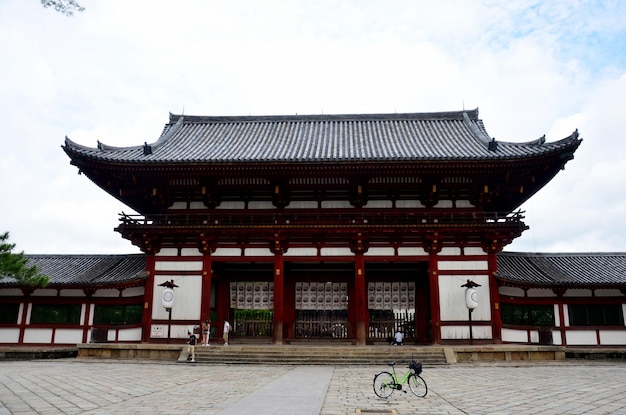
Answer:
273;253;285;344
488;252;502;343
428;251;442;344
354;253;367;345
141;254;156;343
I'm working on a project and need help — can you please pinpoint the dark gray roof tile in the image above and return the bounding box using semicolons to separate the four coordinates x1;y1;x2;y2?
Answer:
63;110;581;164
497;252;626;287
0;254;147;287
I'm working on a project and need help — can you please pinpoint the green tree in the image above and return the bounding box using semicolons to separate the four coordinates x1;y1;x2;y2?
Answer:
0;232;48;287
40;0;84;16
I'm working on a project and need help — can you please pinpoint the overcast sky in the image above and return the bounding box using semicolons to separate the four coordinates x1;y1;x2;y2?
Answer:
1;0;625;255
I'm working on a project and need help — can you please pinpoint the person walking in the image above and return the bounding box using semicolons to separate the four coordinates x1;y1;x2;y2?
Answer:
223;320;231;346
201;320;210;346
187;330;197;362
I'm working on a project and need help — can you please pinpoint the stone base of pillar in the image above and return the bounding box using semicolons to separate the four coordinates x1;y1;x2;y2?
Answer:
273;321;283;345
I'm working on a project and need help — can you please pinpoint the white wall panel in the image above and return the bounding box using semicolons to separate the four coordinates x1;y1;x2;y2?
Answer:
0;288;25;296
93;288;120;298
599;330;626;345
397;247;428;256
501;328;528;343
364;247;395;256
284;248;317;257
0;328;20;343
566;330;598;345
155;261;203;271
439;274;491;321
438;260;488;271
117;327;142;342
152;275;202;321
441;325;492;340
157;248;179;256
23;328;53;343
59;289;85;297
286;201;318;209
320;247;353;256
181;248;202;256
54;329;83;344
213;248;241;256
440;247;461;256
244;248;273;257
122;287;144;297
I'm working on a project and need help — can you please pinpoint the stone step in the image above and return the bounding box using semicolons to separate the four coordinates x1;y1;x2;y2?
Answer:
191;345;448;366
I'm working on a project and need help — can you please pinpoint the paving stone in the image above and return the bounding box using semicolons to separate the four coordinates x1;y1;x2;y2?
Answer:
0;360;625;414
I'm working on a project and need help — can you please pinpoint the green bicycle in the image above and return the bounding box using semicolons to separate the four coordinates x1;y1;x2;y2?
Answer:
373;360;428;398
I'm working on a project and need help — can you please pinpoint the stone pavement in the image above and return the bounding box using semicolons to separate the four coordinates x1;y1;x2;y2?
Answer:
0;359;625;414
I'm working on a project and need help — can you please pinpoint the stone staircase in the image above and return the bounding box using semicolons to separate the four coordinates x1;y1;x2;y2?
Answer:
191;344;448;366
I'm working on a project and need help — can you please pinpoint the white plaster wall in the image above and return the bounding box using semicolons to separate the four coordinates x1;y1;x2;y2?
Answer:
455;200;474;208
395;200;424;208
364;247;395;256
527;288;557;298
321;201;352;208
434;200;453;208
0;328;20;343
441;325;492;340
554;304;561;326
157;248;179;256
320;247;353;256
155;261;203;272
566;330;598;345
213;248;241;256
181;248;202;256
463;247;486;255
23;328;53;343
364;200;393;208
87;304;95;325
93;288;120;298
152;275;202;321
122;287;144;297
189;201;207;209
599;330;626;345
248;201;275;209
397;247;428;256
284;247;317;257
563;289;593;297
169;201;187;209
286;201;318;209
117;327;142;342
595;289;624;297
244;248;273;257
440;247;461;256
0;288;24;296
216;201;245;209
31;289;57;297
54;329;83;344
438;260;488;271
501;328;528;343
552;330;563;345
499;286;525;297
439;274;491;321
60;289;85;297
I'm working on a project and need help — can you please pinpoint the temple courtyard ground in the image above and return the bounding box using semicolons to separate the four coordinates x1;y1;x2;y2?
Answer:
0;359;625;414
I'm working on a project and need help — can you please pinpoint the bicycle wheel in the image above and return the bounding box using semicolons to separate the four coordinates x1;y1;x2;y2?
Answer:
373;371;395;398
408;374;428;397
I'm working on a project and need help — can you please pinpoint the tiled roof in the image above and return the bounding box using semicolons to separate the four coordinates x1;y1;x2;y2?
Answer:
0;254;147;287
496;252;626;287
63;109;581;163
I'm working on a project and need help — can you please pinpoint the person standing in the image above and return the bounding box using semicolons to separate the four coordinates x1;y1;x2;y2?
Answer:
223;320;231;346
201;320;210;346
187;330;197;362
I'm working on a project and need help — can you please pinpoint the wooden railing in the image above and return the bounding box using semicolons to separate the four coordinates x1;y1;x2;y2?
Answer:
117;210;525;229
